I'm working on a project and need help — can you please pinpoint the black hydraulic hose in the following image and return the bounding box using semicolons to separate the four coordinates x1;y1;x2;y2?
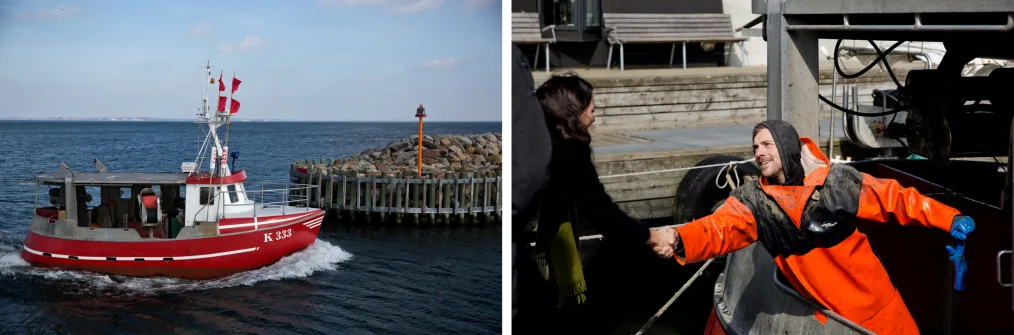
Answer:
818;94;909;117
866;41;905;88
833;39;905;84
821;39;911;117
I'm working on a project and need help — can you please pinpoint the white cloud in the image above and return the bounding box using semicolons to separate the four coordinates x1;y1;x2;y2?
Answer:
423;58;459;68
463;0;496;12
318;0;386;5
219;35;269;54
393;0;443;13
15;6;84;21
318;0;443;14
188;22;213;37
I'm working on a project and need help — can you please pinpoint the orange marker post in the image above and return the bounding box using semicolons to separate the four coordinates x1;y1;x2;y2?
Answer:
415;104;427;176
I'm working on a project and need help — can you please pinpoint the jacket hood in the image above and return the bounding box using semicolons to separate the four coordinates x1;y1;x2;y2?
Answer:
757;120;806;186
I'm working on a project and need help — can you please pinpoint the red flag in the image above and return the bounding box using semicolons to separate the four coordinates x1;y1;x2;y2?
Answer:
229;99;240;114
217;96;228;112
218;73;225;92
231;77;242;94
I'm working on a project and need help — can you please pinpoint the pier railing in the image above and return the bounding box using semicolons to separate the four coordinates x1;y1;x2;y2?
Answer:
290;164;502;225
191;182;320;221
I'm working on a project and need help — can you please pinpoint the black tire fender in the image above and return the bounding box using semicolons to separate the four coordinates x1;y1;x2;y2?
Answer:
673;155;761;225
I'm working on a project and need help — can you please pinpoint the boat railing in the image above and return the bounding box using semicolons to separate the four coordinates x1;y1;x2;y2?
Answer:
192;182;320;221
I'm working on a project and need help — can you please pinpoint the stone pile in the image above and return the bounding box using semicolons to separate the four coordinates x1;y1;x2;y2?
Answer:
299;132;502;177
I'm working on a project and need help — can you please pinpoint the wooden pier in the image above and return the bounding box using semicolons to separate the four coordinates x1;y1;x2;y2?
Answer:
289;162;502;225
533;65;919;220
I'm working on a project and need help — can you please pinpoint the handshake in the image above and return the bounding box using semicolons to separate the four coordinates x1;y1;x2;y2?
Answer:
646;227;680;259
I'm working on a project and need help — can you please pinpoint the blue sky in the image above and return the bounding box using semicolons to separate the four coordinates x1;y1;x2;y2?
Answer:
0;0;502;121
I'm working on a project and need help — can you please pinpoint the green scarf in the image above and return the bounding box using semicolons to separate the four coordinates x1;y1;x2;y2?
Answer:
536;220;587;308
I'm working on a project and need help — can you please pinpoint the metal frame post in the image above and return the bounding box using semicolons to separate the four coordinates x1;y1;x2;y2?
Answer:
670;43;676;68
765;5;820;139
607;44;613;69
534;44;540;70
544;42;550;72
682;42;687;69
620;43;625;71
829;67;837;157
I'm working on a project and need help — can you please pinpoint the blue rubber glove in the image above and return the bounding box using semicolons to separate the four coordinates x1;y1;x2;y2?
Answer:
950;215;975;240
945;243;967;291
946;215;975;291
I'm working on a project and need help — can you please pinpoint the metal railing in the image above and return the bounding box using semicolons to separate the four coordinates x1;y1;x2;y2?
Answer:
192;182;320;222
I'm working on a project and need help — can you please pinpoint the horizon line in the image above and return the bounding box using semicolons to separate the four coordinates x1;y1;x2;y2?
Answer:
0;118;502;123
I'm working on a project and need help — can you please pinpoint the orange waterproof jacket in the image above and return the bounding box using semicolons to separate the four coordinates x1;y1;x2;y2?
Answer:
674;137;960;334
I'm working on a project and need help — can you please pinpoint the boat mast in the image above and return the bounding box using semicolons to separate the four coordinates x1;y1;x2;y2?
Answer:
222;71;234;153
192;60;214;177
191;61;231;179
201;60;212;119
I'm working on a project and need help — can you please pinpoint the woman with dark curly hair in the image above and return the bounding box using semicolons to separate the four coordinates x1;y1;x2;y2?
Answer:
520;72;674;320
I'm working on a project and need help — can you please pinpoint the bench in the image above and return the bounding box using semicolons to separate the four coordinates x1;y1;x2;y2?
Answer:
512;12;556;72
603;13;748;71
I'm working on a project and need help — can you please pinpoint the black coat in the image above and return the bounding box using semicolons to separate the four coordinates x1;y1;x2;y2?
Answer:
537;138;650;248
511;43;553;241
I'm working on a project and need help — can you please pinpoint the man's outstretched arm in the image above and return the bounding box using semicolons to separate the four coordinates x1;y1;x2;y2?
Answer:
673;196;759;265
855;173;962;232
856;173;976;291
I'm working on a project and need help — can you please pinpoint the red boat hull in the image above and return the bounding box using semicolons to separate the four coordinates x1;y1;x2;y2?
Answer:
21;210;325;280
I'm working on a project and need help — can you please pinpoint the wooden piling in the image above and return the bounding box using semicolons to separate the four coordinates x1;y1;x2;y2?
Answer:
336;171;346;219
289;162;501;227
457;172;464;224
325;167;334;211
381;172;387;222
436;172;446;225
420;174;429;225
495;171;502;221
394;171;404;225
483;171;490;224
411;174;420;225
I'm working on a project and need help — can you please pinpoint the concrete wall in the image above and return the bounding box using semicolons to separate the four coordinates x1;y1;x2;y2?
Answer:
532;66;914;134
585;68;910;133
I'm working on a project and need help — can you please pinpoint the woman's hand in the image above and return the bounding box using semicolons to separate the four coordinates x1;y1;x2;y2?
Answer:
647;229;676;259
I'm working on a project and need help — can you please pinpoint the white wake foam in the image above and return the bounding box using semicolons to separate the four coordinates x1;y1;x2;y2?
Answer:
0;239;353;295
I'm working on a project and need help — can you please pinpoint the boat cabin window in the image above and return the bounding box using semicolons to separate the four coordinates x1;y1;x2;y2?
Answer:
32;171;188;239
199;187;216;205
227;184;239;203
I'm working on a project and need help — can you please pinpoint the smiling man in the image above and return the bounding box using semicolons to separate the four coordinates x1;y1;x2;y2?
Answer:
662;120;976;334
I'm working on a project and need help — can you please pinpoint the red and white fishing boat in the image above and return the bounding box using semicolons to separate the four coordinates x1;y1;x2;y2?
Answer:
20;61;325;280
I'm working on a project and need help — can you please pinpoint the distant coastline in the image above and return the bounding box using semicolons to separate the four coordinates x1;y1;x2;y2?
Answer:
0;117;276;122
0;117;501;123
